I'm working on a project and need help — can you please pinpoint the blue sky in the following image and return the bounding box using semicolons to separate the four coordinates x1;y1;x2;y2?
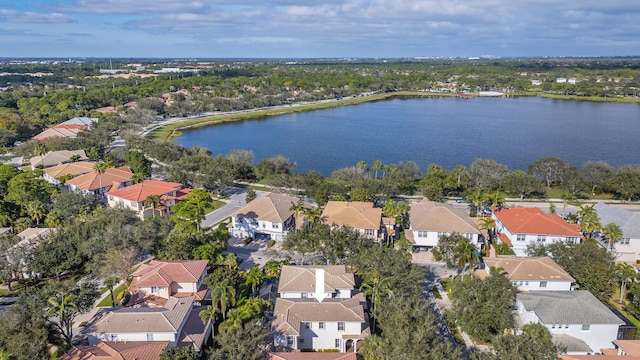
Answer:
0;0;638;58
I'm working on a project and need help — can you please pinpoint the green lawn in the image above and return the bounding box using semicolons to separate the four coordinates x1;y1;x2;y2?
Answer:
97;283;129;307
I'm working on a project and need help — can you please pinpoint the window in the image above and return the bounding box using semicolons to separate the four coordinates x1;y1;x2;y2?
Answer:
566;237;578;244
565;324;569;329
304;322;310;329
301;292;308;298
537;235;547;242
418;231;428;238
261;223;266;229
272;222;280;229
525;281;529;286
338;322;345;331
319;322;324;329
287;336;295;346
464;233;474;240
581;324;590;331
335;339;341;348
151;286;159;294
622;238;631;245
539;281;547;288
551;324;556;329
365;229;374;236
516;234;526;242
146;333;154;341
437;232;447;238
299;338;304;343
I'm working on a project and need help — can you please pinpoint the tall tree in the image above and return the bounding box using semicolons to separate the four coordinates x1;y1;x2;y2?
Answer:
602;222;623;250
360;270;393;334
209;278;237;321
93;160;107;194
47;294;79;346
501;170;545;200
452;239;479;280
144;194;161;218
371;159;382;179
577;204;601;239
171;188;214;233
103;275;119;307
528;157;573;188
616;263;636;304
244;266;265;297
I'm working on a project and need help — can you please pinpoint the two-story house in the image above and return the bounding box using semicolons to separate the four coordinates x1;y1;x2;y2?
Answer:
6;228;54;279
492;207;582;256
272;265;370;353
321;201;383;240
106;180;192;219
594;202;640;263
516;291;623;354
128;260;209;305
230;192;307;242
42;161;95;185
405;199;482;249
479;255;575;291
30;149;88;169
66;166;133;198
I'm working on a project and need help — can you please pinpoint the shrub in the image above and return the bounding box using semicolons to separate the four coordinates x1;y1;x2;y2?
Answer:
120;292;131;306
244;237;253;246
267;239;276;248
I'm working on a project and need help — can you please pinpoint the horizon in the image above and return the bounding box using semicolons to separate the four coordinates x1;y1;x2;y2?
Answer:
1;1;638;58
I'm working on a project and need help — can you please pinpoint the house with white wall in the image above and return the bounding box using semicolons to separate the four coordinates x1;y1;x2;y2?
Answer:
230;192;307;242
106;180;191;219
128;260;209;304
480;256;574;291
30;149;88;169
67;166;133;198
321;201;383;240
492;207;582;256
42;161;95;185
271;265;369;353
516;291;623;354
405;199;482;249
594;202;640;263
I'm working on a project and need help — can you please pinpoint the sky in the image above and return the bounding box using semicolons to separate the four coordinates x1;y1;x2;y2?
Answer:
0;0;638;58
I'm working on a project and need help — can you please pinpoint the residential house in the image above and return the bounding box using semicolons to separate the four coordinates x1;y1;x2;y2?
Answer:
42;161;95;185
557;78;568;83
321;201;383;240
61;341;169;360
278;265;355;299
230;192;307;242
516;291;624;354
492;207;582;256
31;117;98;141
268;352;358;360
7;228;54;278
67;166;133;198
86;296;212;354
560;339;640;359
106;180;191;219
272;265;369;352
479;255;574;291
30;149;88;169
594;202;640;263
128;260;209;304
405;199;482;249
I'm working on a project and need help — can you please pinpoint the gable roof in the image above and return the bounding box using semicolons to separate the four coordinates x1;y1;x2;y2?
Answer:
17;227;53;241
481;256;574;282
231;192;302;223
409;199;481;234
61;341;169;360
88;296;194;334
66;166;133;191
278;265;355;293
30;150;88;168
130;260;208;289
595;202;640;239
107;180;184;202
321;201;382;229
272;294;369;336
32;127;83;141
44;161;96;179
517;291;623;325
60;116;98;127
493;207;581;237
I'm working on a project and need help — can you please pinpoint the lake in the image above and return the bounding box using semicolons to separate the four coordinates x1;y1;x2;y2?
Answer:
176;96;640;176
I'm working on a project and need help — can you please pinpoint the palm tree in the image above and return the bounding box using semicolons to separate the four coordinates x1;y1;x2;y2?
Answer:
103;276;119;307
602;222;623;251
466;189;486;217
356;160;367;175
199;304;219;325
211;279;237;321
289;201;306;229
47;294;79;346
616;263;636;304
93;161;107;196
33;143;47;167
452;240;479;281
131;172;144;184
360;271;393;334
371;160;382;179
487;191;505;208
245;266;265;297
25;200;46;225
304;206;323;224
144;194;161;218
576;204;601;239
479;216;496;241
58;173;74;186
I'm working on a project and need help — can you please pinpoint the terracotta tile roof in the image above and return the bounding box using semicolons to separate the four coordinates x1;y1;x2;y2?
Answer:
278;265;355;293
272;293;369;337
481;256;574;282
30;149;88;168
232;192;304;223
107;180;184;202
493;207;581;237
44;161;96;179
614;340;640;356
321;201;382;229
409;199;481;234
129;260;208;297
32;127;82;141
61;341;169;360
268;352;358;360
66;166;133;191
496;232;512;247
54;124;89;130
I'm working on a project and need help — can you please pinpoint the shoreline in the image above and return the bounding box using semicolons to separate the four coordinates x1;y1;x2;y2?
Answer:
146;91;640;142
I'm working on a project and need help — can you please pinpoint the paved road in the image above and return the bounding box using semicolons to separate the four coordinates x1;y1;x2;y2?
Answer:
201;188;246;229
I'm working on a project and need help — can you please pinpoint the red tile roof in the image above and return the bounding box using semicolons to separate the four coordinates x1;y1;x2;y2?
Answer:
129;260;208;300
493;207;581;237
66;166;133;191
497;232;512;247
107;180;185;202
61;341;169;360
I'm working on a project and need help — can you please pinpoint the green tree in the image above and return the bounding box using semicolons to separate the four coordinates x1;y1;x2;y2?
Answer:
47;293;79;346
612;165;640;202
528;157;573;188
350;187;370;202
360;270;393;334
616;263;636;304
245;188;257;203
577;204;601;239
143;194;161;218
244;266;265;297
24;200;46;226
103;275;119;307
501;170;545;200
478;216;496;241
432;232;467;266
492;323;562;360
371;159;382;179
382;199;410;230
160;346;194;360
602;222;623;250
126;149;151;178
171;188;214;233
209;278;237;321
93;160;107;194
452;239;479;280
206;323;270;360
199;304;218;325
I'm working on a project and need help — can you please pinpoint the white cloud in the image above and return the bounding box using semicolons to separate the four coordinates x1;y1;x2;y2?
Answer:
0;9;76;23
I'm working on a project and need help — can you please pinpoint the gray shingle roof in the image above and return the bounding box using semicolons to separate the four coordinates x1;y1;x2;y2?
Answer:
595;202;640;239
517;291;623;325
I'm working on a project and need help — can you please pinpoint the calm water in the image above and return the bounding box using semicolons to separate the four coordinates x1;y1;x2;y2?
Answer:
176;97;640;176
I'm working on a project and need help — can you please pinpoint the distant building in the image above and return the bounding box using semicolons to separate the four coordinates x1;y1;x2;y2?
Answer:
321;201;384;240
